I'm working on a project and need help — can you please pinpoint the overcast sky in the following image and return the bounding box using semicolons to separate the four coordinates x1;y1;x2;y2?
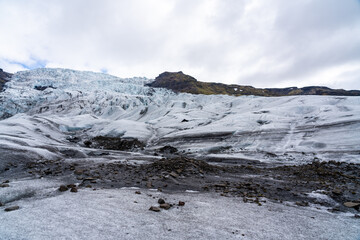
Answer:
0;0;360;89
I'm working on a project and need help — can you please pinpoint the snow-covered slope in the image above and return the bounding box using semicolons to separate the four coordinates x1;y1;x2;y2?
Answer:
1;68;359;165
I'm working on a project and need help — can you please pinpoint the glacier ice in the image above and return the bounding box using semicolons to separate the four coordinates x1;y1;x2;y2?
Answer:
0;68;360;164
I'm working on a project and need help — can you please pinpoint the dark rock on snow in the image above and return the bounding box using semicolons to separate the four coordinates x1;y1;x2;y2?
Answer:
5;206;20;212
59;185;69;192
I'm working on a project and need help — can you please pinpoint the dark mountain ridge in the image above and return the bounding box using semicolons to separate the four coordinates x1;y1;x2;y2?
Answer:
147;71;360;96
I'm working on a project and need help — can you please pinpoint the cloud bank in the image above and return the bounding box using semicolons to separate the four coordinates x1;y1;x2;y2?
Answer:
1;0;360;89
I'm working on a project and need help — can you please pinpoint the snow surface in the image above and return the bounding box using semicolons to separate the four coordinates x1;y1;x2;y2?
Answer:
0;186;359;240
0;68;359;164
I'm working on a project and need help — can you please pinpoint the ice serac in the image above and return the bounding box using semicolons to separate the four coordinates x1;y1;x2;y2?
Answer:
0;68;359;165
0;68;13;92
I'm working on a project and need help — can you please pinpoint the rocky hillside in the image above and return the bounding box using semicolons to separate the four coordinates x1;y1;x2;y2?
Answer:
147;71;360;96
0;68;12;92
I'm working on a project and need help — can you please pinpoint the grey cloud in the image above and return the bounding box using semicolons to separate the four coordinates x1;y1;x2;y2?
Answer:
0;0;360;89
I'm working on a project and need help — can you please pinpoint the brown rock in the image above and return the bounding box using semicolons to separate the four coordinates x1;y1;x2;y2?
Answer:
344;202;360;209
70;187;78;193
332;188;342;195
74;169;84;175
149;206;161;212
135;191;141;194
296;201;309;207
0;184;9;188
5;206;19;212
59;185;69;192
158;198;165;204
160;203;171;210
215;184;227;188
169;172;179;178
178;201;185;206
83;177;96;181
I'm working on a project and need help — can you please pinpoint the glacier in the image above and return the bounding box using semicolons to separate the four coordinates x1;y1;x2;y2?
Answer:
0;68;359;240
0;68;359;165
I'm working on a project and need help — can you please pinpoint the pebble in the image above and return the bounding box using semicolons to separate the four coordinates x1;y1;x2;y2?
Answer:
169;172;179;178
70;187;78;192
332;188;342;195
344;202;360;209
74;169;84;175
178;201;185;206
0;184;9;188
160;203;171;210
158;198;165;204
149;206;161;212
296;201;309;207
59;185;69;192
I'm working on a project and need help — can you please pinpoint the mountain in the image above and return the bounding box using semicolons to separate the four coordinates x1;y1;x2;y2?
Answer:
147;71;360;96
0;68;13;92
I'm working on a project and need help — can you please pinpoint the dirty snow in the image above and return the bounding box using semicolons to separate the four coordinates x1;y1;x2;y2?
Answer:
0;187;359;240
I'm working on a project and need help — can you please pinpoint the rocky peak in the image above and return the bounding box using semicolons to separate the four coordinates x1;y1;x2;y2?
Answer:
147;71;360;96
148;71;196;86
